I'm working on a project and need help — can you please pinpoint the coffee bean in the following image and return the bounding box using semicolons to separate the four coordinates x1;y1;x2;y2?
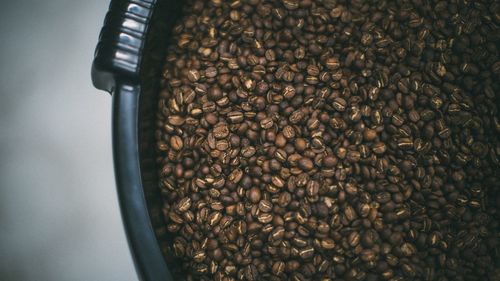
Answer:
400;242;417;257
397;138;414;150
346;150;361;163
260;117;274;129
348;232;360;247
208;211;222;227
192;250;206;263
168;115;185;126
362;230;377;248
187;69;200;82
321;238;335;250
271;176;285;188
272;261;285;275
292;237;308;248
277;192;291;208
204;66;217;78
299;246;314;260
298;157;314;171
257;213;273;224
306;181;319;197
306;65;320;76
176;197;191;213
248;187;261;204
258;200;273;213
282;0;299;10
282;125;296;139
212;123;229;139
157;1;500;280
372;142;386;154
326;57;340;70
227;111;244;123
363;128;377;141
170;135;183;151
360;249;376;262
322;155;337;168
228;169;243;184
333;98;347;112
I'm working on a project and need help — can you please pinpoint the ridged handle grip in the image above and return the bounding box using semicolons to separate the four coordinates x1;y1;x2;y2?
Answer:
91;0;156;93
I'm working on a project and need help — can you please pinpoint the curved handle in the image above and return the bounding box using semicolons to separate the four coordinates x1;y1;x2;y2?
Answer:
91;0;156;93
91;1;175;280
113;83;174;281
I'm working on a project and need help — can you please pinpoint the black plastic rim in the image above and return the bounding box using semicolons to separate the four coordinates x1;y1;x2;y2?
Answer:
91;1;174;280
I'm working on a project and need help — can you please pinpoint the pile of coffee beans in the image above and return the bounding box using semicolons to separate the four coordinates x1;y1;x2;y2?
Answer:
155;0;500;280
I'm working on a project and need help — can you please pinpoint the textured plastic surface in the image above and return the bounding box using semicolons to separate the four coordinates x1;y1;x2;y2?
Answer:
91;1;175;280
92;0;154;92
112;84;172;281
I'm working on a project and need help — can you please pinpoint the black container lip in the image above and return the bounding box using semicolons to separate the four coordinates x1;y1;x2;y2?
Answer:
91;1;172;280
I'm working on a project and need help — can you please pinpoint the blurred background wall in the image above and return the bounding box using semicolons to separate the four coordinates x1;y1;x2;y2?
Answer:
0;1;138;280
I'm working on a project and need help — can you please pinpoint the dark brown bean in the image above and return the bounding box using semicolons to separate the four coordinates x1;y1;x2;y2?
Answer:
248;187;261;204
170;135;183;151
157;1;500;279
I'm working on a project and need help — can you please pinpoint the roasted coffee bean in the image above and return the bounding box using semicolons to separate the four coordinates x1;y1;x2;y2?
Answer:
400;242;417;257
176;197;191;213
258;213;273;224
360;249;377;262
326;57;340;70
212;123;229;139
186;69;200;82
227;111;244;123
321;238;335;250
348;232;360;247
156;1;500;280
372;142;386;154
208;212;222;227
278;192;291;208
298;157;314;171
333;98;347;112
260;117;274;129
363;128;377;141
258;200;273;213
362;230;377;248
170;135;183;151
248;187;261;204
272;261;285;276
299;246;315;260
346;151;361;163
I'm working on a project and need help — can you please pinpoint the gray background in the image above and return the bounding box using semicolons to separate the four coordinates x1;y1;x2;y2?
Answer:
0;1;138;280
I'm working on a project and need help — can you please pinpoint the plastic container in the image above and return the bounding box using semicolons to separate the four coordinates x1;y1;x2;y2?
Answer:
91;1;181;280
